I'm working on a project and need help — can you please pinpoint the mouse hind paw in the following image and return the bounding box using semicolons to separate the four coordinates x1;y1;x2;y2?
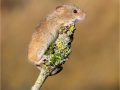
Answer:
35;55;48;66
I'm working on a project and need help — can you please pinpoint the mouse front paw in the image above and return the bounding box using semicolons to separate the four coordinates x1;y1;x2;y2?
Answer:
64;21;73;26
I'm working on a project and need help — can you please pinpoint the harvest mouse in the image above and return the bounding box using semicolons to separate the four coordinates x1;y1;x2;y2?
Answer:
28;4;86;75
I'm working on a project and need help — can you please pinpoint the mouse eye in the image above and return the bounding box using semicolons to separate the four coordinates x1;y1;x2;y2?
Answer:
73;10;77;13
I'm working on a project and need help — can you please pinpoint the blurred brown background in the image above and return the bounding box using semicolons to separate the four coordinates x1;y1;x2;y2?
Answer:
1;0;119;90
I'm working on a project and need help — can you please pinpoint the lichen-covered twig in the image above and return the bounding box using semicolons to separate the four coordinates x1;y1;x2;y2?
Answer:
31;67;49;90
31;23;76;90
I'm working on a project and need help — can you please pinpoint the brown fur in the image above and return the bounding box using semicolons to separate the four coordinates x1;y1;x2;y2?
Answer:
28;4;86;64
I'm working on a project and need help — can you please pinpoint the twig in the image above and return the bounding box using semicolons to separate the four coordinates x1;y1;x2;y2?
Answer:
31;65;55;90
31;69;48;90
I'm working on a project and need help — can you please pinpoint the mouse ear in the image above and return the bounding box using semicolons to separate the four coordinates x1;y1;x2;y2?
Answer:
56;5;65;12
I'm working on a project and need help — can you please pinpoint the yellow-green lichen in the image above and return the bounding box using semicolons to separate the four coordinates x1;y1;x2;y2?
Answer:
59;26;65;34
45;23;76;66
56;40;66;50
37;79;42;84
68;24;76;32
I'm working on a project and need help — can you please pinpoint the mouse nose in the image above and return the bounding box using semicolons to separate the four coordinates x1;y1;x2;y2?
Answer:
79;12;86;19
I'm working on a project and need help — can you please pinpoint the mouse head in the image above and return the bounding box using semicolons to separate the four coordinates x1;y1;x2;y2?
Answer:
55;4;86;24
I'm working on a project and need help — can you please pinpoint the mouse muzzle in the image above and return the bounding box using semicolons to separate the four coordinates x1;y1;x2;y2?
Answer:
77;12;86;21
